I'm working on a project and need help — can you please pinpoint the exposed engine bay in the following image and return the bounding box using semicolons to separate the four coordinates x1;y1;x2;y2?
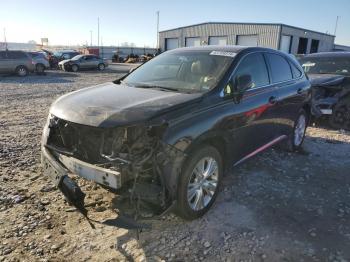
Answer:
42;115;184;229
309;74;350;130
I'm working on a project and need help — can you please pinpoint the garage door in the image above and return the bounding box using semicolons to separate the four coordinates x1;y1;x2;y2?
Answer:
165;38;179;50
237;35;258;46
280;35;292;53
186;37;201;47
209;36;227;46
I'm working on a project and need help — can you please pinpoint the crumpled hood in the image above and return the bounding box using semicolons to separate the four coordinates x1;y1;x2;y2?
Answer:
308;73;345;87
50;82;201;127
58;59;71;65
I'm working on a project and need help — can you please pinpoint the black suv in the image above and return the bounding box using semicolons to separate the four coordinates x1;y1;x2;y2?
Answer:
42;46;311;220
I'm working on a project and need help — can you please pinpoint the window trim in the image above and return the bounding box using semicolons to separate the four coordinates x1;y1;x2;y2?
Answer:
221;51;304;97
264;52;304;85
228;51;271;90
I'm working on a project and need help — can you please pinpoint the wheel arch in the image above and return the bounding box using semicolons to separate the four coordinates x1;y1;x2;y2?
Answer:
160;131;229;200
184;134;228;171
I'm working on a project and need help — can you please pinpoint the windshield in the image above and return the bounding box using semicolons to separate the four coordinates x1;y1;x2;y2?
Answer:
72;55;83;60
53;52;62;57
299;56;350;76
123;50;234;93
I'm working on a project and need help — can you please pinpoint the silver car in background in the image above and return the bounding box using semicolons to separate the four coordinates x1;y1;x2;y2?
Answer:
0;50;35;76
27;52;50;73
58;54;108;72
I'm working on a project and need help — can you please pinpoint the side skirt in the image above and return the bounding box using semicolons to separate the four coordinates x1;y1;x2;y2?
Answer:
233;135;287;167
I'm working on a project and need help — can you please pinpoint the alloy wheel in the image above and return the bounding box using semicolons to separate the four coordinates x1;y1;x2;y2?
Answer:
187;157;219;211
18;67;27;76
294;114;306;146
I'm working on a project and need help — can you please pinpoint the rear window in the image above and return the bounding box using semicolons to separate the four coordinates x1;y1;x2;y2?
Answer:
266;53;293;83
29;52;40;58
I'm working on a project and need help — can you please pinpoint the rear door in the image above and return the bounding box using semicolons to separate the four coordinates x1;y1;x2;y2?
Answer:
6;51;26;72
89;56;100;68
264;53;307;136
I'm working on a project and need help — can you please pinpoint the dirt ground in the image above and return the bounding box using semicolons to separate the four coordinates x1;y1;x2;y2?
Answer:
1;70;350;262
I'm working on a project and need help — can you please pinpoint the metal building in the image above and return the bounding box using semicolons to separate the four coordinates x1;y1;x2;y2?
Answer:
159;22;335;54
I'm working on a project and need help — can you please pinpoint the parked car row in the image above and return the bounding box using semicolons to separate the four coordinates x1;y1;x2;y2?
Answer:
0;50;110;76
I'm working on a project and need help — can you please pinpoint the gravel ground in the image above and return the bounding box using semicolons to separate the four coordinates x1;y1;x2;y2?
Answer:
1;70;350;262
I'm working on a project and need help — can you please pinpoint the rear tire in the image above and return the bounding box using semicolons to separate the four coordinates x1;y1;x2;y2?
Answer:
175;145;223;220
281;109;308;151
98;63;105;71
16;66;28;77
71;64;79;72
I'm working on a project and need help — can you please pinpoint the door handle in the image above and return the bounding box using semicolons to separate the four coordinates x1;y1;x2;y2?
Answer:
268;96;277;105
297;88;303;94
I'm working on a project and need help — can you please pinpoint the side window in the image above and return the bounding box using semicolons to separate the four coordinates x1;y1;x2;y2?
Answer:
7;51;25;59
233;53;269;90
0;51;7;59
290;62;302;78
266;53;293;83
62;53;70;59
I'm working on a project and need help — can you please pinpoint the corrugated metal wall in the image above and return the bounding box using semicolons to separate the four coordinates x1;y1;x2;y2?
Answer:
159;23;335;54
281;25;334;54
159;23;280;51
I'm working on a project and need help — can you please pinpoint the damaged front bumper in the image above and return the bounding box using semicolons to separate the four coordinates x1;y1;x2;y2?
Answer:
41;145;122;190
41;145;124;217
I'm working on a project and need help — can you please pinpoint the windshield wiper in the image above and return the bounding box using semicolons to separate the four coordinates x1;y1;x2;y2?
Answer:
134;84;179;92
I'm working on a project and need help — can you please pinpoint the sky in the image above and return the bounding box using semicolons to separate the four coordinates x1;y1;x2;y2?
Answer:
0;0;349;47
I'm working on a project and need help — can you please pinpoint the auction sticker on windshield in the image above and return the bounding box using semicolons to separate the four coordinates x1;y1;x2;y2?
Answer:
210;51;237;57
302;62;316;67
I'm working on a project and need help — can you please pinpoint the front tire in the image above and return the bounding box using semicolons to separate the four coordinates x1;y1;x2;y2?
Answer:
175;145;223;220
329;97;350;131
36;64;45;74
98;63;105;71
71;64;79;72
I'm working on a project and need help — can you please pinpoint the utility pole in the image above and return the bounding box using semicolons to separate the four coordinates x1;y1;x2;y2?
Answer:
334;16;340;36
156;11;160;49
97;17;100;49
90;30;92;46
3;27;8;50
101;36;103;58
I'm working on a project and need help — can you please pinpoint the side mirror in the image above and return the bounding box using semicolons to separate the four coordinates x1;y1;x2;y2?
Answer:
236;74;254;91
226;74;253;104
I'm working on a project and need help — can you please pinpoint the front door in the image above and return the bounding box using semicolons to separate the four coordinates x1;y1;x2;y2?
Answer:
221;52;280;160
